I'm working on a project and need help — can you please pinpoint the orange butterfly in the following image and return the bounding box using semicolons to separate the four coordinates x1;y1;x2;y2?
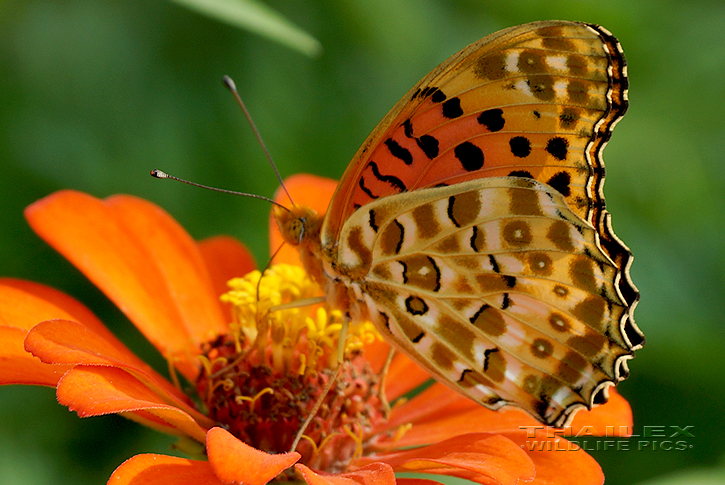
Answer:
274;20;644;427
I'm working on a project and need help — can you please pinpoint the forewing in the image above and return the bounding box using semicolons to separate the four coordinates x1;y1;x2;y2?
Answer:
320;21;639;330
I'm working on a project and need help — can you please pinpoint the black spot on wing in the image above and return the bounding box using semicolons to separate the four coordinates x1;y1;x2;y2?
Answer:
359;176;378;199
368;209;379;232
510;136;532;158
477;108;505;132
385;138;413;165
428;255;442;292
447;196;460;228
419;86;435;98
416;135;439;159
470;304;490;324
367;161;406;192
488;254;500;273
442;97;463;118
483;347;499;372
509;170;534;179
430;88;446;103
546;137;569;160
399;260;408;284
454;142;484;171
392;219;405;254
547;171;571;197
403;119;414;138
470;225;483;252
458;368;473;382
379;312;392;332
406;295;429;316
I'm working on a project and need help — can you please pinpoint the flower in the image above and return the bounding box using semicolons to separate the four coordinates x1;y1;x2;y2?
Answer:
0;176;634;485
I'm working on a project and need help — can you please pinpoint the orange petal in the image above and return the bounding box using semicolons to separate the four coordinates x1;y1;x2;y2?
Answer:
270;174;337;266
383;383;467;439
198;235;256;322
0;326;70;386
393;408;540;449
25;191;227;381
380;382;635;448
105;194;230;370
0;278;114;335
0;278;132;386
295;462;396;485
25;319;208;423
207;426;300;485
384;352;432;400
359;433;535;485
361;339;394;375
109;454;222;485
379;383;529;447
57;366;208;442
396;479;446;485
500;431;604;485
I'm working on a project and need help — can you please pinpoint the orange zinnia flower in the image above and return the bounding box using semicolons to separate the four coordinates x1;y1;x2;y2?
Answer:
0;175;634;484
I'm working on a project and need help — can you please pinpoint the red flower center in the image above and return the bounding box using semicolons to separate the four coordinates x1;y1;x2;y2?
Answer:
195;265;391;474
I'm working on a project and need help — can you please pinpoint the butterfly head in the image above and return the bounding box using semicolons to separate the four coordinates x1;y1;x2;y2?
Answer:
273;204;328;288
273;204;323;247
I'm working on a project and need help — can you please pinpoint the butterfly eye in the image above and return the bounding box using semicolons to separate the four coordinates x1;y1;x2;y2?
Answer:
284;218;305;245
296;218;306;245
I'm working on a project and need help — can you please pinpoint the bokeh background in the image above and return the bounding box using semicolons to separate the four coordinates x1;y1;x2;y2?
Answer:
1;1;724;483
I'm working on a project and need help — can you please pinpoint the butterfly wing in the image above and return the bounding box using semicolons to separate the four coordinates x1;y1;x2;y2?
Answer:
321;20;639;315
317;20;643;425
324;21;620;230
334;177;633;426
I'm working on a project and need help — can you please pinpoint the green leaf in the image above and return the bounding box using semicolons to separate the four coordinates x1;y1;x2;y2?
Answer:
169;0;322;57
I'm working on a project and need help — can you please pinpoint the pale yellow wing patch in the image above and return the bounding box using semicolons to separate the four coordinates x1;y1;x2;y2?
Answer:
333;177;636;426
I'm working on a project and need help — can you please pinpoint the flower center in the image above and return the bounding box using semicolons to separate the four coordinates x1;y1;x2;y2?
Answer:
195;265;389;473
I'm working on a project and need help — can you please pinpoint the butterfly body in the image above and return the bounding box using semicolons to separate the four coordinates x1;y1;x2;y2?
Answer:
275;20;643;427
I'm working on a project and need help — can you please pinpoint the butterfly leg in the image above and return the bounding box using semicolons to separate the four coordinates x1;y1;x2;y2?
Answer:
289;319;347;453
377;348;395;417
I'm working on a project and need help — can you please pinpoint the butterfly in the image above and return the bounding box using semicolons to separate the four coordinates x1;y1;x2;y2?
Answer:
273;20;644;427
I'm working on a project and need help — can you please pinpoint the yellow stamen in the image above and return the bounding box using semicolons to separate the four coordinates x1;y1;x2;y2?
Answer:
221;264;383;377
234;387;274;412
207;379;230;402
167;356;182;390
298;434;319;456
342;424;365;461
198;355;213;376
393;422;413;444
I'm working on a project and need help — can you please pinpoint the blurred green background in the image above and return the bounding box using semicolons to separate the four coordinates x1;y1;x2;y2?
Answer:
1;0;724;483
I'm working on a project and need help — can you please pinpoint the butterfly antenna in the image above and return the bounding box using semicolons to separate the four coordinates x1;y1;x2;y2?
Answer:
150;170;290;212
254;242;286;308
222;75;295;207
